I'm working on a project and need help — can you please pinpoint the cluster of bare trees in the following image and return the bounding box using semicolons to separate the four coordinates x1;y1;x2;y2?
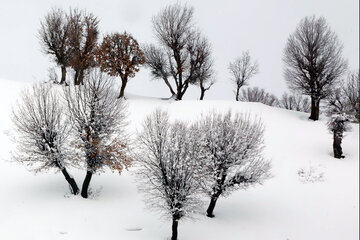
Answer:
144;4;215;100
136;110;270;240
13;70;131;198
39;7;145;98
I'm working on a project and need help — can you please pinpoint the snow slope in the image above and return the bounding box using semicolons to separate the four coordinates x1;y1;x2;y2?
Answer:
0;79;358;240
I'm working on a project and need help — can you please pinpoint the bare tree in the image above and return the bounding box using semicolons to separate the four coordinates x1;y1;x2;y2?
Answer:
229;51;259;101
96;32;145;98
67;9;99;85
327;114;351;158
283;16;347;121
12;84;79;194
144;4;214;100
342;70;359;122
39;7;72;85
240;87;279;107
64;69;131;198
280;92;310;112
193;111;271;218
326;70;359;123
136;110;203;240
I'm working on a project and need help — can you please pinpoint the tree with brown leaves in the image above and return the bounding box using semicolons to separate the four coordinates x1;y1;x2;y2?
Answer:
96;32;145;98
67;9;99;85
64;69;131;198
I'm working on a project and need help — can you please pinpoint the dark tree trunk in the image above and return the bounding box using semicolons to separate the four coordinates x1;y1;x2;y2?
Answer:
163;78;175;96
60;65;67;85
77;69;85;85
176;88;183;101
171;216;179;240
200;87;205;100
206;196;218;218
74;70;79;85
61;168;79;194
81;170;93;198
309;97;320;121
333;132;344;158
235;86;240;101
118;79;127;98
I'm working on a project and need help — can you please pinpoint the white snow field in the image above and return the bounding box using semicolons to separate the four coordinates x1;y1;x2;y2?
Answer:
0;78;358;240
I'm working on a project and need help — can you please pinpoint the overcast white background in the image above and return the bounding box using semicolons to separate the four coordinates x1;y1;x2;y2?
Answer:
0;0;358;100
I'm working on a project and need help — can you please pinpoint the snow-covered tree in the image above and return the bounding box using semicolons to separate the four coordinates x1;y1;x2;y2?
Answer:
12;84;79;194
136;110;203;240
64;69;131;198
194;111;271;217
327;114;351;159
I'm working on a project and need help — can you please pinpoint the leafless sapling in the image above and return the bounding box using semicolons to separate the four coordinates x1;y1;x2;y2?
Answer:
144;3;214;100
283;16;347;121
229;51;259;101
12;84;79;194
136;110;203;240
194;111;271;218
64;69;131;198
38;7;72;85
96;32;145;98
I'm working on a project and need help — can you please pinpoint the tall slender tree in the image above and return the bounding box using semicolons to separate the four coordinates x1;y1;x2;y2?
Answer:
283;16;347;120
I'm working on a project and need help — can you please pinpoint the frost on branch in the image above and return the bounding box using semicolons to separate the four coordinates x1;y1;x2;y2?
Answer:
12;83;79;194
64;69;131;198
194;111;271;217
135;110;203;240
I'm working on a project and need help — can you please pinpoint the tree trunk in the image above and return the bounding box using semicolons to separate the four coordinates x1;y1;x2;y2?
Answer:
61;168;79;195
176;90;183;101
309;97;320;121
74;70;79;85
171;216;179;240
60;65;67;85
235;86;240;101
206;196;218;218
333;132;344;158
163;78;175;96
118;79;127;98
77;69;85;85
81;170;93;198
200;87;205;100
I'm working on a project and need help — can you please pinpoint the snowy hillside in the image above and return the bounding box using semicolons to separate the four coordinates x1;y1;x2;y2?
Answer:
0;79;358;240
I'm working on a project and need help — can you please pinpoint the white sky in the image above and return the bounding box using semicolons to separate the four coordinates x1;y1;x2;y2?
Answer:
0;0;358;100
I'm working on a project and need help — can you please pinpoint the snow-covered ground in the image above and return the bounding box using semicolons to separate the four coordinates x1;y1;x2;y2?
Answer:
0;79;358;240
